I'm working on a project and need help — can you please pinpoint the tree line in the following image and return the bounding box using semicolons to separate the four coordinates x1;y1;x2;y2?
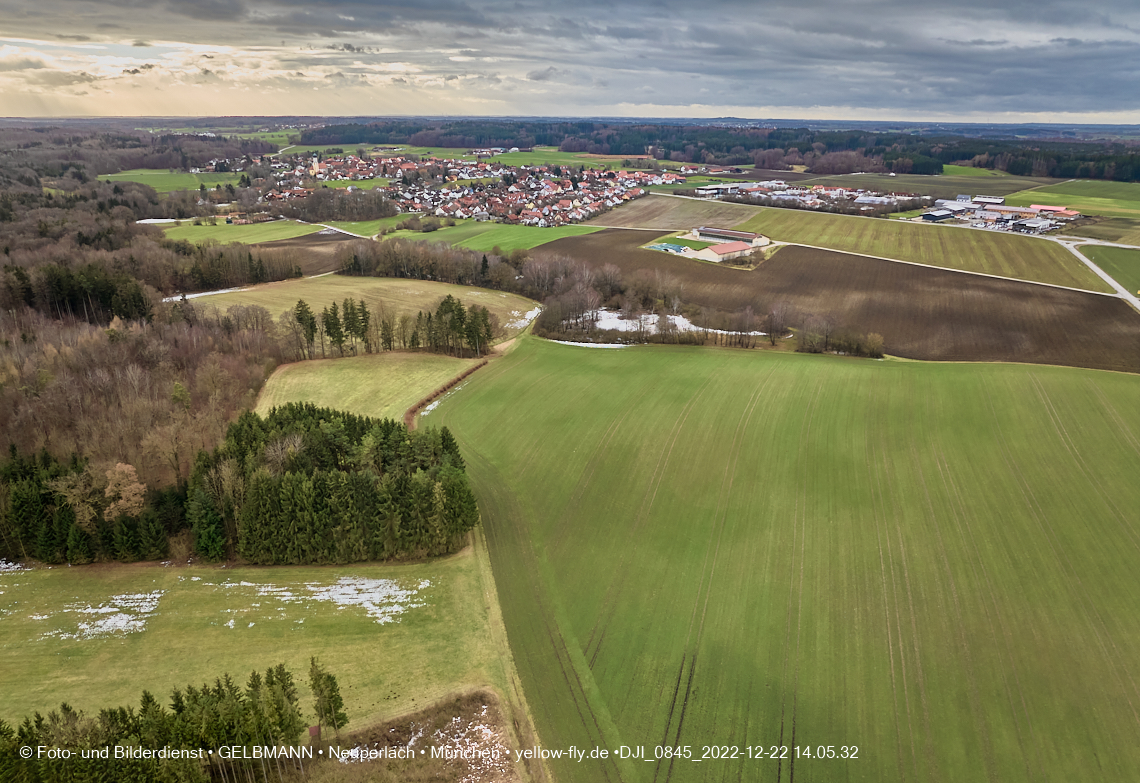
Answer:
1;402;480;566
0;658;347;783
189;403;479;564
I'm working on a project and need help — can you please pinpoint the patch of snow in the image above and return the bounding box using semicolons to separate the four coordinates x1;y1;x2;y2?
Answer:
161;287;251;303
0;559;30;573
136;218;179;224
40;591;163;641
421;400;441;415
506;305;542;330
209;576;430;627
305;577;429;624
584;309;766;337
553;342;630;348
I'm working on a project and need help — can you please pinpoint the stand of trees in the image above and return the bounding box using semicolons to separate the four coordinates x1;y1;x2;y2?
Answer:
0;659;344;783
1;403;481;566
190;403;479;564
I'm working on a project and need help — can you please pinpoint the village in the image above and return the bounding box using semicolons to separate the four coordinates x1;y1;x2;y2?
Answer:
241;149;678;225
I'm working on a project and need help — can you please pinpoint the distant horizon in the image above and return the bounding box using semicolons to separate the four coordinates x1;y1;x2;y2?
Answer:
2;1;1138;121
1;115;1138;134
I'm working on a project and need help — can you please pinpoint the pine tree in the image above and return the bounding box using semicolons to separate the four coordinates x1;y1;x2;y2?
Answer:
112;517;141;562
341;298;360;353
309;658;348;741
66;521;93;564
324;303;346;356
357;299;372;353
138;510;169;560
188;488;226;562
294;300;318;359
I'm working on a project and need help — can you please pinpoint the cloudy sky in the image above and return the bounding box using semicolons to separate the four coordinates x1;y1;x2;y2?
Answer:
1;0;1139;120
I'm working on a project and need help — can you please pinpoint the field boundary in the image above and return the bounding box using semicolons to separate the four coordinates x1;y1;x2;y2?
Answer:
780;241;1121;298
405;359;490;430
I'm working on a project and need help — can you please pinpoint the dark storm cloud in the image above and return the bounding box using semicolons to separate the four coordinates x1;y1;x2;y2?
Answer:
2;0;1139;116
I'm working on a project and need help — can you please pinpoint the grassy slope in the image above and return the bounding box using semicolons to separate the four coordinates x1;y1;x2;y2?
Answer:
163;220;321;243
941;164;1009;178
793;171;1056;200
0;554;508;730
735;208;1112;291
1065;217;1140;246
324;216;406;237
197;276;538;337
436;337;1140;783
256;352;480;421
1004;180;1140;219
99;169;243;193
1081;245;1140;294
387;220;603;253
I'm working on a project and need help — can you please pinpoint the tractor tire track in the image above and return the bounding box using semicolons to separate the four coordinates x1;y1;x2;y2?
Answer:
584;372;719;668
930;445;1031;782
658;367;777;783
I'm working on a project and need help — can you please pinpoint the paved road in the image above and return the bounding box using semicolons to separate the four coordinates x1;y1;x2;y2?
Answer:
1048;239;1140;312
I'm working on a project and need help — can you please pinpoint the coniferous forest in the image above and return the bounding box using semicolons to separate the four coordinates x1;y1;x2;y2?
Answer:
0;404;480;565
0;659;347;783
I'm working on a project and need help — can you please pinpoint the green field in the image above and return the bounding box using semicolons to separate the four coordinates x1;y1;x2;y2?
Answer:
99;168;243;193
387;220;603;252
324;216;406;237
647;234;713;250
256;352;481;421
734;208;1112;291
1005;180;1140;219
794;171;1056;200
0;551;511;731
940;164;1011;178
321;178;391;190
1081;245;1140;294
435;336;1140;783
1065;217;1140;246
163;219;321;244
197;276;539;336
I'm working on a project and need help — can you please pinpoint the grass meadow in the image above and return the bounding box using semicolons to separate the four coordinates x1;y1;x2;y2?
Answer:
794;171;1056;200
196;276;539;337
256;352;481;421
1081;245;1140;294
1065;217;1140;246
385;220;603;252
99;168;243;193
734;208;1111;290
163;219;322;244
0;550;512;732
323;216;407;237
1005;180;1140;219
434;336;1140;783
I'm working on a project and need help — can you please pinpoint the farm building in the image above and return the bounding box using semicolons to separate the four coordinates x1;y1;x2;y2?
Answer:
922;210;955;222
694;241;755;262
694;227;770;247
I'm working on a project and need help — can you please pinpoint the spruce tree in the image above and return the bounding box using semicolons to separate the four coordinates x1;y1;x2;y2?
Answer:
188;489;226;562
112;517;141;562
357;299;371;353
309;658;348;741
66;521;93;564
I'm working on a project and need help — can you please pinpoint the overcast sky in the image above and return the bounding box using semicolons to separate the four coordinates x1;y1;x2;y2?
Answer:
1;0;1139;120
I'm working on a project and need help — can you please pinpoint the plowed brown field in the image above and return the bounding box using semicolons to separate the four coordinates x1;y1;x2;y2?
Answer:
544;229;1140;373
585;196;762;229
252;231;356;275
